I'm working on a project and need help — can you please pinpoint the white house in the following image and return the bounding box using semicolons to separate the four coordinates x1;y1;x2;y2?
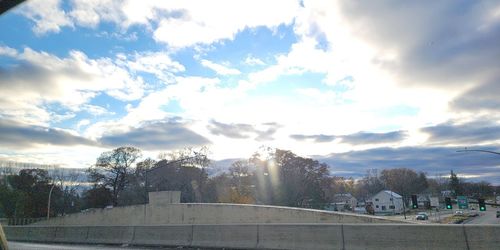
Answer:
325;193;358;211
416;195;431;208
370;190;404;214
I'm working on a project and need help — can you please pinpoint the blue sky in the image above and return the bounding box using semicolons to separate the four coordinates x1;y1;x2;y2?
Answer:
0;0;500;183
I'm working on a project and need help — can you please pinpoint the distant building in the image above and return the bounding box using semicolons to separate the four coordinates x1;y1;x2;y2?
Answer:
416;195;431;209
325;193;357;211
441;190;453;197
370;190;404;214
430;196;439;207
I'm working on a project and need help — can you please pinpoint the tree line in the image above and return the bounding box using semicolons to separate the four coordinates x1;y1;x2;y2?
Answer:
1;146;498;219
0;168;82;218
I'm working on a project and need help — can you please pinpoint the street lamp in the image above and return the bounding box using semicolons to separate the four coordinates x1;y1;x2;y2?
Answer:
47;184;56;220
456;148;500;155
457;148;500;208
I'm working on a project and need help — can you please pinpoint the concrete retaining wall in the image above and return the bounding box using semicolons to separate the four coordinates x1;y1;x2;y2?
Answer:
35;203;400;226
5;224;500;250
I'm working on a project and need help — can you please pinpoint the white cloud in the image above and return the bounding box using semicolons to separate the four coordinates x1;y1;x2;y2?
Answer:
81;104;114;116
19;0;302;48
68;0;124;28
200;59;241;76
0;144;105;169
233;0;466;140
324;0;500;110
82;75;246;153
83;75;246;143
0;46;18;57
120;76;222;126
151;0;301;48
51;112;77;123
121;51;185;82
95;30;139;41
245;37;332;87
18;0;73;35
9;0;500;172
0;47;145;125
244;55;265;66
76;119;91;130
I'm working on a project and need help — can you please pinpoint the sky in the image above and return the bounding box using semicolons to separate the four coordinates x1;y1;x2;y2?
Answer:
0;0;499;183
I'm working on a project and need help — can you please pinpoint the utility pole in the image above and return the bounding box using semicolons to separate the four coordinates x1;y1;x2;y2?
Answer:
402;195;407;219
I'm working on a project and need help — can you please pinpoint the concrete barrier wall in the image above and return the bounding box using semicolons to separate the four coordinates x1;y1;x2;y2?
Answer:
343;224;468;250
132;225;192;246
464;225;500;250
86;226;134;245
27;226;56;242
192;224;258;249
5;224;500;250
53;226;88;244
3;226;24;241
35;203;399;226
257;224;343;250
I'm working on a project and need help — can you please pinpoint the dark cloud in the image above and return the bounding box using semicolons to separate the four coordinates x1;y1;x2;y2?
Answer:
317;145;500;184
290;134;336;143
0;62;54;91
207;120;255;139
0;60;91;95
99;121;210;150
290;131;406;144
338;1;500;112
208;120;280;141
255;124;281;141
340;131;407;145
421;120;500;145
450;78;500;112
0;119;97;148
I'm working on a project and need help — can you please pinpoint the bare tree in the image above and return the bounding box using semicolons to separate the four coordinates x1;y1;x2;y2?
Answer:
158;146;211;169
154;147;211;202
50;168;83;214
380;168;428;196
87;147;142;206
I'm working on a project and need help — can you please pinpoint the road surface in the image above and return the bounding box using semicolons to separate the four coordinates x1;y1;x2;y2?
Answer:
385;209;454;224
8;241;198;250
465;206;500;224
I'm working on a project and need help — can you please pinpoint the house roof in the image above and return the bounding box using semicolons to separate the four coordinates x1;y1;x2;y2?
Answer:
417;195;430;201
374;190;402;199
332;193;356;202
333;193;353;198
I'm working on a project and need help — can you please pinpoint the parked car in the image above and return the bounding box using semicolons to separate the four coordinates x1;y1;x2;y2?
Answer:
454;210;464;215
416;212;429;220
